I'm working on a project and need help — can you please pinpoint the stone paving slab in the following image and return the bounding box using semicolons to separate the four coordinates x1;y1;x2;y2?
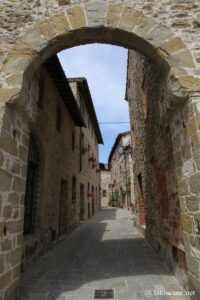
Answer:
20;208;189;300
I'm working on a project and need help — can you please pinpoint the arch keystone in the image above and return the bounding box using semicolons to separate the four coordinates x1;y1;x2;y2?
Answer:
106;4;124;27
85;2;107;27
66;5;87;30
48;13;71;35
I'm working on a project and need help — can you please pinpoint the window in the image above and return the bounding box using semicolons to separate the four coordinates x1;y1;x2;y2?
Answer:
72;130;75;151
24;134;40;235
56;105;62;132
103;190;107;197
72;176;76;203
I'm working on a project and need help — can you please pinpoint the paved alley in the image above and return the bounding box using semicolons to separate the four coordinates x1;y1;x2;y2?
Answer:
20;208;189;300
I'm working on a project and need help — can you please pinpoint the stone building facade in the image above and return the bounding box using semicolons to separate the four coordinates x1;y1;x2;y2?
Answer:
68;77;103;219
21;63;103;270
126;49;200;293
0;1;200;299
108;132;135;209
0;53;103;298
99;163;111;207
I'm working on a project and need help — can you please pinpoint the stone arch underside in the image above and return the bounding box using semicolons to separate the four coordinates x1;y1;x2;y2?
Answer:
0;2;200;300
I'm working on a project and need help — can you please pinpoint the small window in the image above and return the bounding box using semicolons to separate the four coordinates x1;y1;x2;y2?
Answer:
103;190;107;197
72;130;75;151
56;105;62;132
72;176;76;203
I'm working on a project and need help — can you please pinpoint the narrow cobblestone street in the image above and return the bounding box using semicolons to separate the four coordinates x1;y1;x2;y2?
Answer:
20;208;188;300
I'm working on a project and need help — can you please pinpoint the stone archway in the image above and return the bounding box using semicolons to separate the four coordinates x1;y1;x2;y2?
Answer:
0;2;200;299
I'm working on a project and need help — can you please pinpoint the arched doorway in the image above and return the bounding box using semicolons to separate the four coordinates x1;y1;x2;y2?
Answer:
0;2;200;298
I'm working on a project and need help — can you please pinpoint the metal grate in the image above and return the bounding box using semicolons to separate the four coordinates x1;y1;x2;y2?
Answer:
94;289;114;299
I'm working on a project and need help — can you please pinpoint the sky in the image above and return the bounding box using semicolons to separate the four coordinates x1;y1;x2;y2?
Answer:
58;44;130;163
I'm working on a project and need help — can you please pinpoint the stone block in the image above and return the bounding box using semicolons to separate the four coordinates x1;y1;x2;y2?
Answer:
4;278;20;300
33;20;57;41
3;206;12;219
106;4;124;27
12;176;26;193
12;264;21;280
181;214;193;234
67;5;86;29
0;88;20;103
1;55;32;76
19;145;28;162
186;195;199;212
160;37;186;54
186;254;200;277
2;239;12;251
146;25;173;47
7;193;19;206
21;163;27;178
118;7;143;32
10;247;22;267
49;13;70;35
7;220;23;234
135;14;158;38
0;131;18;156
85;3;107;27
6;74;24;88
189;172;200;194
179;76;200;93
19;29;48;53
10;161;20;175
169;49;195;68
0;270;12;289
0;169;12;192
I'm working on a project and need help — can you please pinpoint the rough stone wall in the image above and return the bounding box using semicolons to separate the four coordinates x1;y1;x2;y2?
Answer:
100;170;111;207
0;0;200;66
109;133;135;209
0;63;100;299
127;49;200;293
22;65;81;268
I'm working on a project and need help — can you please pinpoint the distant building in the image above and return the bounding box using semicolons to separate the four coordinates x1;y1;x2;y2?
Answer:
108;131;134;209
99;163;111;207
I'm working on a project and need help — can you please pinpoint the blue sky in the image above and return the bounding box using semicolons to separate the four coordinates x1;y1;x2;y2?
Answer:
58;44;130;163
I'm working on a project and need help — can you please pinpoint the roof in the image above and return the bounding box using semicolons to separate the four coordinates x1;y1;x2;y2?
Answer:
68;78;104;144
108;131;131;164
99;163;110;171
44;56;86;128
